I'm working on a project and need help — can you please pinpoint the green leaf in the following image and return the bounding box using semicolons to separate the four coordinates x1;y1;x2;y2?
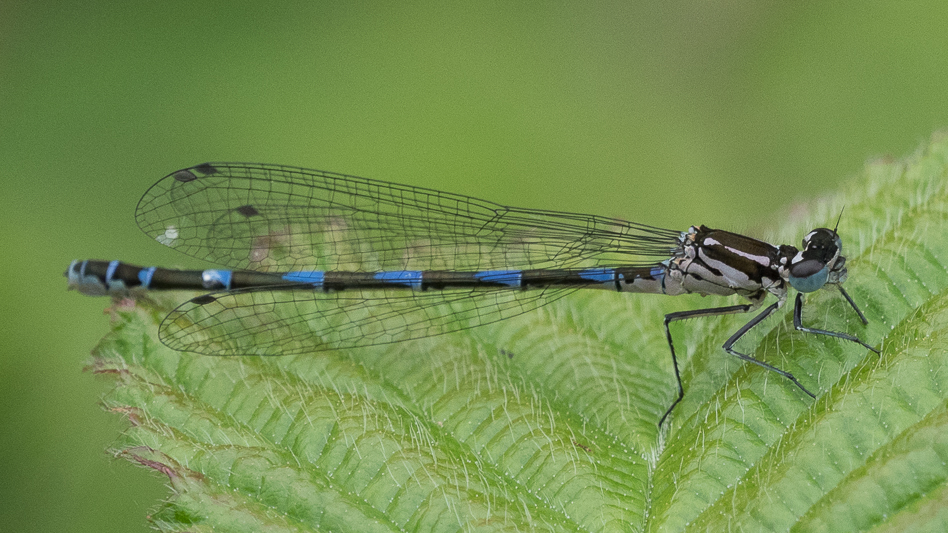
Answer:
91;133;948;532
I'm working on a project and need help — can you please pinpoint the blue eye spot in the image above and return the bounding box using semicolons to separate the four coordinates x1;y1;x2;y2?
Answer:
788;264;830;292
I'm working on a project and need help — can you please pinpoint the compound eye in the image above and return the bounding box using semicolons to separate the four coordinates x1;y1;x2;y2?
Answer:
788;259;830;293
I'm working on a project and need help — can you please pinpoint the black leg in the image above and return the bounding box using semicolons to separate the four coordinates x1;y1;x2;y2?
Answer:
837;285;869;325
660;297;828;427
660;303;753;427
721;302;816;400
794;292;879;353
659;289;877;427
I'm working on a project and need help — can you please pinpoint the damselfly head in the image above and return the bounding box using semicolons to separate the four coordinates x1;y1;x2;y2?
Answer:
787;228;846;292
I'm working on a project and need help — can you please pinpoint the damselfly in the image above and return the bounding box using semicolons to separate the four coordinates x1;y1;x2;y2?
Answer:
67;162;878;425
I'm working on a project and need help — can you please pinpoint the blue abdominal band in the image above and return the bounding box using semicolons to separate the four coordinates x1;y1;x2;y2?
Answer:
474;270;523;287
375;270;424;289
283;271;326;289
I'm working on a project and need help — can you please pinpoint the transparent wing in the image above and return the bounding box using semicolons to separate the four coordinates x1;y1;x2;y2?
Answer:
137;162;683;273
160;285;581;356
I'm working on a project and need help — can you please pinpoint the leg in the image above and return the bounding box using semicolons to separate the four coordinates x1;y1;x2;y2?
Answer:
793;292;879;353
837;285;870;325
660;303;753;427
721;302;816;399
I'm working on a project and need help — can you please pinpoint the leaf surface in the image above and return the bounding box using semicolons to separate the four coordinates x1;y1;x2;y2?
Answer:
91;134;948;531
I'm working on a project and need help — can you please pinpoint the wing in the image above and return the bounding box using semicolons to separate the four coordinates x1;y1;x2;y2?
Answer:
136;162;683;273
159;285;581;356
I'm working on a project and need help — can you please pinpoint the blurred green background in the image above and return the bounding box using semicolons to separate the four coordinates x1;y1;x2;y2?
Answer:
2;2;948;531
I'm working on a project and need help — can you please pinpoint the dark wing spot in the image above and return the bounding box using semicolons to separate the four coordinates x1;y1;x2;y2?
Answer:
190;294;218;305
192;163;218;175
235;205;260;217
172;170;198;182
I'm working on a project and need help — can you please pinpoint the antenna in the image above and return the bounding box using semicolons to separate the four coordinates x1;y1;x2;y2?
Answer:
834;207;845;233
